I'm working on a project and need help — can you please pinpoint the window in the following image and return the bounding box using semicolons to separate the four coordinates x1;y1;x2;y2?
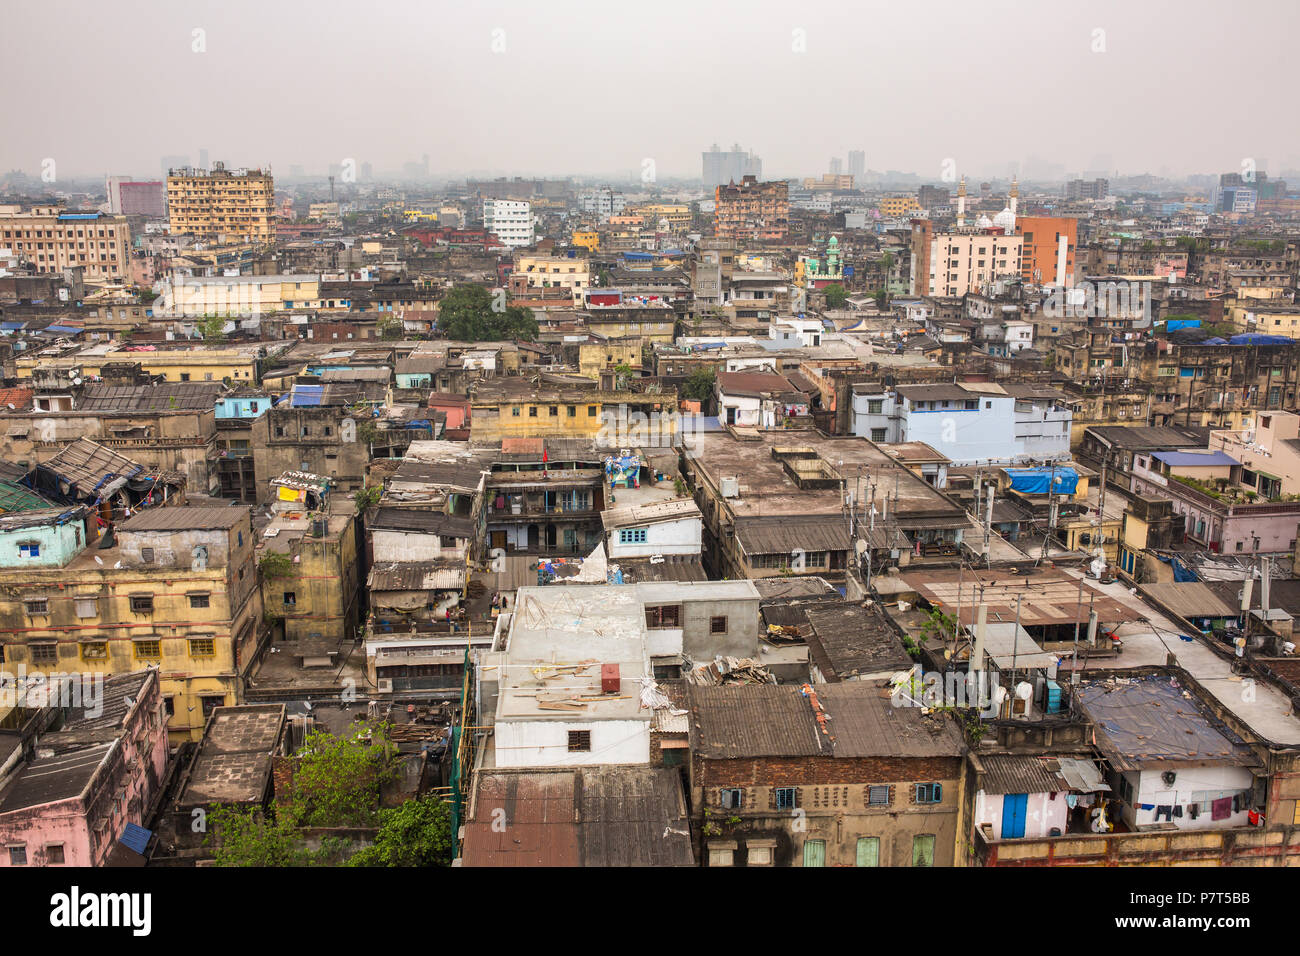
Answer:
164;697;175;718
618;528;648;544
747;843;775;866
45;844;65;865
774;787;798;810
201;695;225;717
871;428;888;442
915;837;935;868
528;406;537;417
856;837;880;867
588;406;598;417
512;406;521;417
81;642;108;661
74;596;98;618
8;846;26;866
645;604;681;628
24;599;48;616
18;543;40;559
189;638;215;658
567;406;576;417
130;595;154;613
868;785;891;806
567;730;591;752
915;783;943;804
30;643;57;665
867;399;884;414
710;616;728;634
189;594;210;609
803;840;826;867
283;592;297;607
708;843;736;867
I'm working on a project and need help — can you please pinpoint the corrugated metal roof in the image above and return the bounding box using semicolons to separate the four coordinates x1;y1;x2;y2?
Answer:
977;754;1069;795
367;560;466;591
121;506;246;531
461;767;694;867
687;682;964;760
1141;582;1238;620
735;516;851;556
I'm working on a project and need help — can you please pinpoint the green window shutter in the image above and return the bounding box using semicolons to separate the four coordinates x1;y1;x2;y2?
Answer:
912;834;935;867
802;839;826;868
856;837;879;867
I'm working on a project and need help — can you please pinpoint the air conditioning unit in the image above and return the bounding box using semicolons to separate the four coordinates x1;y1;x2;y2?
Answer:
376;678;393;694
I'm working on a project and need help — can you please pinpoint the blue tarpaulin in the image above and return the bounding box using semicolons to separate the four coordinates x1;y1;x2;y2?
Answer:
1156;554;1199;583
1229;334;1293;345
1006;467;1078;495
1166;319;1201;331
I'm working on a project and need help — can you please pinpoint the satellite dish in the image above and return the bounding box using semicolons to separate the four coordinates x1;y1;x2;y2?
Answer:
72;377;82;386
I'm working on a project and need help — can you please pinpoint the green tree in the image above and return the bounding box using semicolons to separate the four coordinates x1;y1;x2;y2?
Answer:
349;795;453;867
354;484;381;514
613;362;633;389
376;314;402;340
681;367;716;402
199;314;226;343
874;289;889;310
292;722;399;828
823;283;848;309
436;284;538;342
206;805;309;867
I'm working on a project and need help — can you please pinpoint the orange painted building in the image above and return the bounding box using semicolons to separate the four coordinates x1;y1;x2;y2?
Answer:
1017;215;1077;287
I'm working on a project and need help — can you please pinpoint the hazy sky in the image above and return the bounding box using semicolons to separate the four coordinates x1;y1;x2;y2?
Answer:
3;0;1297;182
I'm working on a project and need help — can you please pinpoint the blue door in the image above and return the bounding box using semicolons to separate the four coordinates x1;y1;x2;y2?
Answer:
1002;794;1028;839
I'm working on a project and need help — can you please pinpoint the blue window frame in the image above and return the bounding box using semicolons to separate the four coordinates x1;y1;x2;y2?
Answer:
619;528;647;544
915;783;943;804
774;787;798;810
19;544;39;558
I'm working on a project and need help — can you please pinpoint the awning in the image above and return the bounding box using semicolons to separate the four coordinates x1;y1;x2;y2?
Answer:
1057;757;1112;792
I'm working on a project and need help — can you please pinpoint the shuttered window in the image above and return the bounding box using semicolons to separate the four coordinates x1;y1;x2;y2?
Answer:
856;837;880;867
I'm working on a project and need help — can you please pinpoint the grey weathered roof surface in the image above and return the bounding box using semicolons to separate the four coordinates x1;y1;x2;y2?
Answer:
1140;582;1238;620
1085;424;1208;450
601;498;701;530
1077;676;1258;772
78;382;224;412
42;437;143;488
687;682;964;760
803;602;913;680
461;767;694;867
735;516;852;555
0;672;155;813
368;507;476;538
177;705;285;807
121;505;247;532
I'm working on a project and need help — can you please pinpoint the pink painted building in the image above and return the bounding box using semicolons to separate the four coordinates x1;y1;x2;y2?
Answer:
0;670;169;867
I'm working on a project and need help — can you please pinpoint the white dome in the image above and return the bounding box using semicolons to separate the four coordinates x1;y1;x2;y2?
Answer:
993;206;1016;231
975;214;993;229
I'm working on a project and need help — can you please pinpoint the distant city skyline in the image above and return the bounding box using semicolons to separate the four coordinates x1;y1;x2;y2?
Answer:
2;0;1297;183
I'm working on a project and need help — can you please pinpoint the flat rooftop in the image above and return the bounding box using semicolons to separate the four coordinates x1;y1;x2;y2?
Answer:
686;428;966;521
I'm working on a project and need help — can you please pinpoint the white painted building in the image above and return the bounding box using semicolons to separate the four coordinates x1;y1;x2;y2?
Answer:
491;586;651;768
483;198;535;248
850;383;1071;464
602;498;702;560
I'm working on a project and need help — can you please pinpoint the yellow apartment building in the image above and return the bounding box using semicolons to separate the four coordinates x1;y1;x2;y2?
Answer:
0;206;131;283
166;163;275;242
0;506;264;743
